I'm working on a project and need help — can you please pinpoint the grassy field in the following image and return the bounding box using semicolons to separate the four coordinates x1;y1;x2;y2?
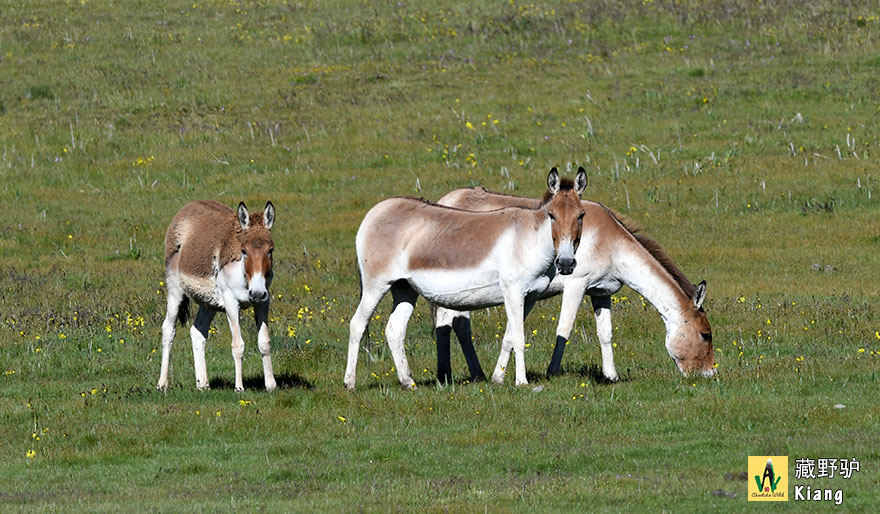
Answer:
2;0;879;510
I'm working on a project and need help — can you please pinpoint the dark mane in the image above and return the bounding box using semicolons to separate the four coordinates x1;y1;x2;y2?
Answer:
600;204;696;298
541;178;575;205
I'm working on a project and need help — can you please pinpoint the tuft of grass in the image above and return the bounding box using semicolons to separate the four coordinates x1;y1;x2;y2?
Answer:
25;85;54;101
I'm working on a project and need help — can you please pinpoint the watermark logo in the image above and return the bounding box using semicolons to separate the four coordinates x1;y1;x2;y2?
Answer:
792;457;860;505
748;456;788;501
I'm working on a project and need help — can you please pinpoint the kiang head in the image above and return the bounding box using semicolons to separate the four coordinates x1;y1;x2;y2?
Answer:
237;201;275;304
545;166;587;275
666;280;716;377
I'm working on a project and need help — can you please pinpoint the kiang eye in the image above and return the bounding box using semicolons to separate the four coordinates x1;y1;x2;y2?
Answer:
700;332;712;342
548;213;556;221
241;249;248;258
578;213;585;222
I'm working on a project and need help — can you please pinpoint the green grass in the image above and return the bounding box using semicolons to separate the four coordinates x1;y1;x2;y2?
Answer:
2;0;880;511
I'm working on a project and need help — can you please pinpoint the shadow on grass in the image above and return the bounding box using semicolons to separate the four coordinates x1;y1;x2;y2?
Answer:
209;372;314;391
571;364;628;385
363;373;487;390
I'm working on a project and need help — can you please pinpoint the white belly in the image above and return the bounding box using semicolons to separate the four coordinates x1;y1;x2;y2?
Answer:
407;268;505;310
178;272;224;308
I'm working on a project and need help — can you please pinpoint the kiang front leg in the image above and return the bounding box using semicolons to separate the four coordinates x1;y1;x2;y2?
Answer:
547;279;588;376
254;300;277;391
591;295;619;381
491;322;514;384
493;289;527;385
223;298;246;392
386;282;418;389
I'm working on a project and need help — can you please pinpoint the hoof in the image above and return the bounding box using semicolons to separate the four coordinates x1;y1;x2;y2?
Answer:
400;381;416;391
491;373;505;384
604;370;620;382
344;381;356;391
265;381;277;392
196;384;210;391
515;378;529;387
234;386;244;393
156;382;167;391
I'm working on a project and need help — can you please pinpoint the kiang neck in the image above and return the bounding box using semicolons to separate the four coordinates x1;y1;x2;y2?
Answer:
617;247;690;328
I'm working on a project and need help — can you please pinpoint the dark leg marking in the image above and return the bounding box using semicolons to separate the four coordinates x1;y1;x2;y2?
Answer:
453;316;485;381
546;335;568;376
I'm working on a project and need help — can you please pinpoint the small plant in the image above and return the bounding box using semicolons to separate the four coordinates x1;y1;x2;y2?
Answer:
801;198;835;215
26;85;54;100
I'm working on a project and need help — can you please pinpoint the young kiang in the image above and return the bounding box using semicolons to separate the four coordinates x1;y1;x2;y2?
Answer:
344;168;587;389
157;200;278;392
434;185;715;383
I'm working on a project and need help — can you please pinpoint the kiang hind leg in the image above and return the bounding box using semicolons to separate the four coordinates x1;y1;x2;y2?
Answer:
436;308;484;384
435;307;457;385
452;311;485;381
190;304;216;390
344;280;389;390
385;280;418;389
157;273;185;391
591;295;619;381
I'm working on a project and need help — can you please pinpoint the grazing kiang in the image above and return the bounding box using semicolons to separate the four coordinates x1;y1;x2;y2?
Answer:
344;168;588;389
157;200;278;392
433;185;715;382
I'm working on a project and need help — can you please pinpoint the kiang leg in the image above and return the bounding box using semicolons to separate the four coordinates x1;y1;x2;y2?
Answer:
436;308;484;384
592;295;619;381
344;281;388;390
492;322;514;384
452;312;485;381
253;300;277;391
223;298;245;392
492;294;535;385
493;289;526;385
386;281;418;389
190;305;216;390
547;280;588;376
157;278;185;391
510;296;529;386
435;307;456;385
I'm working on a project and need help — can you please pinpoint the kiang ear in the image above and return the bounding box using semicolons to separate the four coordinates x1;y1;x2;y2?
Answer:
263;201;275;230
237;202;250;230
547;167;560;194
693;280;707;309
574;166;588;196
